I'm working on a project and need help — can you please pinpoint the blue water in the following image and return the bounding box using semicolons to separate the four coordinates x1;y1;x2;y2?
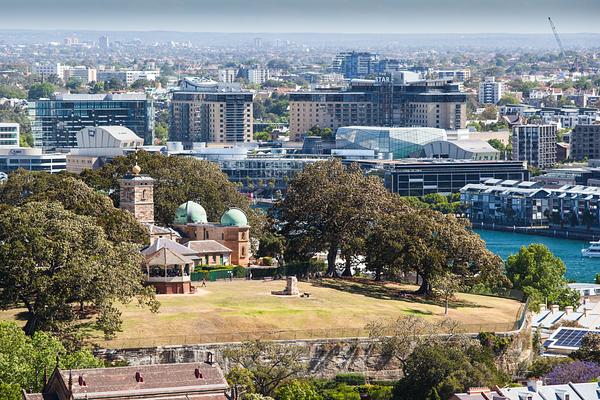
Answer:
474;229;600;283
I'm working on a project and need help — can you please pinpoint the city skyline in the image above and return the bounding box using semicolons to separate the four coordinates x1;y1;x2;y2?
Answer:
1;0;599;34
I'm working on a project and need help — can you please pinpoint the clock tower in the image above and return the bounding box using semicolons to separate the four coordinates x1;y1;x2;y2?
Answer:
118;163;155;224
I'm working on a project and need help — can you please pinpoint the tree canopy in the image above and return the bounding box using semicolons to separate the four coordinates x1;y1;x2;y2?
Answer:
505;244;579;310
0;170;148;245
0;321;103;397
80;151;266;238
0;202;158;338
27;82;56;100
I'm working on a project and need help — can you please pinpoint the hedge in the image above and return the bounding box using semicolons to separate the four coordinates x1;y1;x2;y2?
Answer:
334;373;366;386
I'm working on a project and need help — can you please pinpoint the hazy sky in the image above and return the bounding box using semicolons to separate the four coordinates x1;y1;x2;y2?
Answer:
1;0;598;33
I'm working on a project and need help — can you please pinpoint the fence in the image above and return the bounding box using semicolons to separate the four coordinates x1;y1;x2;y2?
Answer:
97;320;524;349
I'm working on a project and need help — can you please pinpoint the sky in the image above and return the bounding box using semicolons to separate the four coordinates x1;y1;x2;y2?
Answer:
0;0;599;34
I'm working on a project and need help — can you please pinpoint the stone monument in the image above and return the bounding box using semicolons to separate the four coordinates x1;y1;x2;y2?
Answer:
271;276;299;296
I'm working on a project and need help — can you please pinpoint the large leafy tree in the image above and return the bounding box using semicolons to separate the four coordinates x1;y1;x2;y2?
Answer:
277;160;391;276
0;321;103;396
0;202;158;337
80;151;266;238
506;244;579;310
224;340;306;397
392;342;508;400
0;170;148;245
27;82;56;100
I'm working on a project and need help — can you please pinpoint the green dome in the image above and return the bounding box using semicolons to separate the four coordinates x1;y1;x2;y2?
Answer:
174;201;208;224
220;208;248;227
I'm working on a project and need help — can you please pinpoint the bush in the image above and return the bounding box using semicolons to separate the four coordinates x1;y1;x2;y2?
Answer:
477;332;512;355
262;256;274;266
358;384;393;400
233;265;247;278
334;373;366;386
546;360;600;384
322;383;360;400
0;383;21;400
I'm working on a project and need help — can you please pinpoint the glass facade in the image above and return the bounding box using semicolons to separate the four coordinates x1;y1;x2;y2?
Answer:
336;127;447;159
31;95;154;149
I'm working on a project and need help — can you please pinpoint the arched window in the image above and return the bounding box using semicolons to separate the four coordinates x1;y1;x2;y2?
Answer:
205;231;209;240
141;189;147;201
241;247;245;256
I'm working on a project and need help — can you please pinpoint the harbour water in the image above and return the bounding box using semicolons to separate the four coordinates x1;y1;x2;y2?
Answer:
474;229;600;283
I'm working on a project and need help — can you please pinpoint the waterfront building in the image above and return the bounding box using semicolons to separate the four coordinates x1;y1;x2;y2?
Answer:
423;139;500;160
31;93;154;148
66;126;144;173
512;124;557;169
357;159;529;197
336;126;447;159
0;122;19;147
460;179;600;228
289;76;467;139
0;147;66;174
169;78;253;146
570;124;600;160
478;76;503;105
332;51;379;79
24;361;229;400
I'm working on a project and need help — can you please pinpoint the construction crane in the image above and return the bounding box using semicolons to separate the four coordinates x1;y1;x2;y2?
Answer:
548;17;566;59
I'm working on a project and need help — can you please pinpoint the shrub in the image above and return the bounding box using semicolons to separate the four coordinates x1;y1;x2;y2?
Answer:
477;332;512;355
334;373;366;386
262;256;274;266
358;384;393;400
323;383;360;400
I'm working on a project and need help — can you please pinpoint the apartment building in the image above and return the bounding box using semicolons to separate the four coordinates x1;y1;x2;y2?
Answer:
570;124;600;160
170;78;253;146
288;77;467;140
478;76;503;104
332;51;380;79
435;69;471;82
218;68;238;83
245;67;270;84
65;66;97;83
512;124;557;169
97;69;160;85
31;63;69;78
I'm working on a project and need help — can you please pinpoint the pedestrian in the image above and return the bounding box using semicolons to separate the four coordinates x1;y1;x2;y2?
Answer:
201;278;207;287
229;271;233;281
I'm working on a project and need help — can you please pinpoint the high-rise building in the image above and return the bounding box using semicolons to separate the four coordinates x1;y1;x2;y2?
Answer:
0;123;20;147
245;67;270;84
31;63;69;80
31;93;154;149
570;124;600;161
218;68;238;83
65;66;97;83
512;124;557;168
97;70;160;86
479;76;503;104
98;35;109;49
332;51;380;79
170;78;253;147
288;76;467;140
436;70;471;82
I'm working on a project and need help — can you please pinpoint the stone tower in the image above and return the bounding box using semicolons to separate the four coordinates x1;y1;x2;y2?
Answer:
118;163;155;224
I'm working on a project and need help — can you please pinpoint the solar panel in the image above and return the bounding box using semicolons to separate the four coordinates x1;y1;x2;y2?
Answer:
549;328;600;349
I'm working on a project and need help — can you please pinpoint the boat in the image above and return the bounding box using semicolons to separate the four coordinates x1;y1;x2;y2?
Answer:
581;240;600;258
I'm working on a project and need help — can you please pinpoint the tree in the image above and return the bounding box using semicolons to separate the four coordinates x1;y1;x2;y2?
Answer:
0;321;103;394
487;139;506;153
307;126;334;140
224;340;306;397
0;202;158;338
497;93;520;106
27;82;56;100
154;122;168;144
431;272;462;315
89;81;106;94
131;79;152;90
277;160;392;276
392;342;507;400
545;360;600;385
480;106;498;120
0;170;148;245
254;131;271;141
66;77;83;91
275;380;322;400
573;333;600;363
0;84;26;99
505;244;579;311
80;151;266;239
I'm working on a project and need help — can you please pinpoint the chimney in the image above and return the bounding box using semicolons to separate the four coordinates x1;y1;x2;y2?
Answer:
526;378;543;393
539;304;547;312
205;351;214;365
551;304;560;314
564;306;573;315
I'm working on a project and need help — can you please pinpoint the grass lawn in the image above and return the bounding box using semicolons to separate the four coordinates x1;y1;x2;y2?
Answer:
0;279;523;348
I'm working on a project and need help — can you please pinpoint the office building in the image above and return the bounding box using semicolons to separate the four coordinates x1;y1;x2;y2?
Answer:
31;93;154;149
66;126;144;173
336;126;447;159
0;147;66;174
332;51;380;79
289;77;467;139
245;67;270;84
435;70;471;82
65;66;97;83
478;76;503;104
570;124;600;160
97;69;160;85
31;63;69;79
375;58;405;74
0;123;19;147
170;78;253;146
218;68;238;83
512;124;557;168
98;35;109;49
